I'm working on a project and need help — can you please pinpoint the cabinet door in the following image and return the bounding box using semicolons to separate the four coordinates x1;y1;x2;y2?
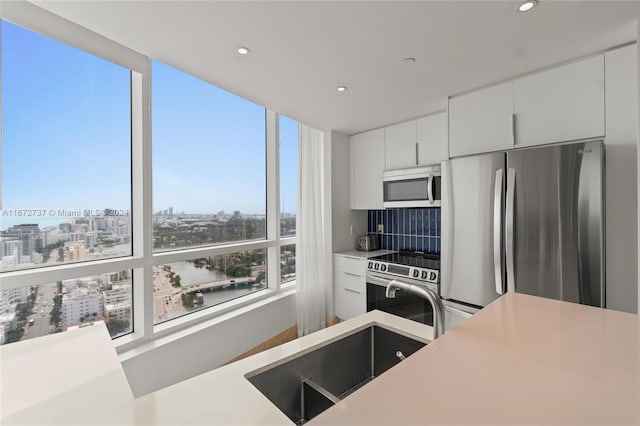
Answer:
417;111;448;165
334;255;366;320
449;82;514;157
334;286;366;320
514;55;604;147
385;120;417;170
350;128;385;209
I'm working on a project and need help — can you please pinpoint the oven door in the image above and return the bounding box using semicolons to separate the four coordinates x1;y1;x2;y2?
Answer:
366;275;434;326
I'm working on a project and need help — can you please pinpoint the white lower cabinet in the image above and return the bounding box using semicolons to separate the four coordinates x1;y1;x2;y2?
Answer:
334;254;366;320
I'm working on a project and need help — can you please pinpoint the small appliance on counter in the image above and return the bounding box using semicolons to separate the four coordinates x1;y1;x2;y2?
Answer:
357;234;380;251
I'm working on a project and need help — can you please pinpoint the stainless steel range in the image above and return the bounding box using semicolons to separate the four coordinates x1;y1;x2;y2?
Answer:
366;251;440;326
367;251;439;283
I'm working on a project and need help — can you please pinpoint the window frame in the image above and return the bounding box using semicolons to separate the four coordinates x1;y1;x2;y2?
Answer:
0;3;297;353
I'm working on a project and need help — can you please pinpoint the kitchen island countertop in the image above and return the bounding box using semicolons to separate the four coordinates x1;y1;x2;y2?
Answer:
2;293;638;425
311;293;640;426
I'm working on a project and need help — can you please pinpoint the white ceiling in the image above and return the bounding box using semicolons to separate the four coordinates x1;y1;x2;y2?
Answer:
31;0;640;135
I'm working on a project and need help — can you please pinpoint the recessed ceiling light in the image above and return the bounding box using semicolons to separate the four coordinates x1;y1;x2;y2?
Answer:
403;57;416;64
237;46;251;55
336;86;348;92
518;0;538;12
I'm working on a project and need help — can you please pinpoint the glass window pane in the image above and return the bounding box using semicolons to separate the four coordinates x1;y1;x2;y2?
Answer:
153;249;266;324
280;244;296;284
0;270;133;345
0;21;132;272
279;115;298;237
152;60;266;251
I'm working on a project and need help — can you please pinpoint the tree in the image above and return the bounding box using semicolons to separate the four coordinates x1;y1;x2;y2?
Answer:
181;293;195;309
171;273;182;287
5;328;24;344
49;294;63;329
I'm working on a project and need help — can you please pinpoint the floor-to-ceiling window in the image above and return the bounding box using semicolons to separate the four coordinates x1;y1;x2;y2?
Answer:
0;17;298;346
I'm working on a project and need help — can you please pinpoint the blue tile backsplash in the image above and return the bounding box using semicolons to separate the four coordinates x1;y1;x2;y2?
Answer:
368;208;441;254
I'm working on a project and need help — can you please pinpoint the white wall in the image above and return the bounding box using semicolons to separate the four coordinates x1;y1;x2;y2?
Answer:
330;131;367;253
120;291;296;397
604;44;638;314
638;19;640;314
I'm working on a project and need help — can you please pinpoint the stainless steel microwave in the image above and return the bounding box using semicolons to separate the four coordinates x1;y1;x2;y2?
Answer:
383;165;441;208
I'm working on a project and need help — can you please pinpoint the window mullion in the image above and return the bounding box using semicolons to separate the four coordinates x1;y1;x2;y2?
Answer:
131;62;154;340
266;110;281;290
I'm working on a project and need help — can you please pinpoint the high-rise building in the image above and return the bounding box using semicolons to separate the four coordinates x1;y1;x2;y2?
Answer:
102;282;131;323
41;226;61;247
1;224;42;262
84;233;96;250
61;287;102;327
0;287;30;312
59;222;72;233
1;239;22;264
67;243;86;261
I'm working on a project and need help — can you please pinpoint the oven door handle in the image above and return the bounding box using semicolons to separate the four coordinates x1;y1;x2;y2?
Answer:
366;273;392;287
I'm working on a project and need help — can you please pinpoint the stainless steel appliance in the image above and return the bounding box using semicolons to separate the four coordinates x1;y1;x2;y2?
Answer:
383;165;441;208
357;234;380;251
366;251;440;326
441;140;605;330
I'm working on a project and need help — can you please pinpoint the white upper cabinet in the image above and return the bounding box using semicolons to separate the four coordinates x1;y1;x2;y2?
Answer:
385;120;417;170
514;55;605;147
385;112;448;169
417;111;448;165
350;128;385;210
449;82;515;157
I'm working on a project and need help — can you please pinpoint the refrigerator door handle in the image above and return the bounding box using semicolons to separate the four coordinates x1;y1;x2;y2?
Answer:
493;169;504;295
427;175;434;203
505;168;516;293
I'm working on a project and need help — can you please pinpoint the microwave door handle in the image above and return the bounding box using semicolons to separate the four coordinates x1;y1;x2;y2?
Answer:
427;175;434;204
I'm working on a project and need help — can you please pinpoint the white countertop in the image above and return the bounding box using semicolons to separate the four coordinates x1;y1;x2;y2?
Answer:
312;293;640;426
0;322;133;424
0;311;432;425
3;294;638;426
334;249;396;259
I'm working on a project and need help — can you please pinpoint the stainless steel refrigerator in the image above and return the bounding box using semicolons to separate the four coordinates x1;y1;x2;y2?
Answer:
440;140;605;330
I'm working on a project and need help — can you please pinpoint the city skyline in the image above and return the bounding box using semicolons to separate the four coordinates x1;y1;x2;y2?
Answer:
1;20;299;231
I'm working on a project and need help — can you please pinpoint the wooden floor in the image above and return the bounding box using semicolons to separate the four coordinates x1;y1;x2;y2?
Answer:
226;317;341;364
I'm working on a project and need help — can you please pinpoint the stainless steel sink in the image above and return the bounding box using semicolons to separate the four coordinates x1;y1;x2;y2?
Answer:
246;325;426;424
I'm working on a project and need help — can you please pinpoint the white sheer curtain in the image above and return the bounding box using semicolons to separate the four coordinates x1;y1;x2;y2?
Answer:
296;124;330;336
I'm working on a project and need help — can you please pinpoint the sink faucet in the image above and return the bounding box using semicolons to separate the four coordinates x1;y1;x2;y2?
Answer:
386;280;445;339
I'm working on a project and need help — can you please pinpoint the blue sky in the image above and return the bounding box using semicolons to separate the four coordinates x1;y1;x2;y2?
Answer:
1;21;297;230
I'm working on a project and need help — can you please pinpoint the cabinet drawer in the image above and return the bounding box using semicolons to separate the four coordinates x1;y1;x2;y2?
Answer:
334;286;366;321
335;270;365;293
334;255;366;275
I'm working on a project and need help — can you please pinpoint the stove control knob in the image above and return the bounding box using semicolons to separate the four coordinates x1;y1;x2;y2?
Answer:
412;269;420;278
421;271;428;280
374;263;379;271
368;261;373;270
430;272;437;281
380;264;387;272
